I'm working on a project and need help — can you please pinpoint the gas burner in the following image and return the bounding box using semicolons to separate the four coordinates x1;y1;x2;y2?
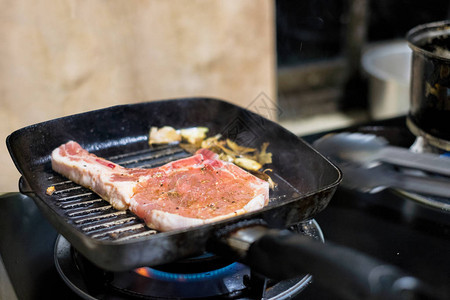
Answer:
55;220;323;300
402;134;450;213
407;118;450;153
409;136;446;154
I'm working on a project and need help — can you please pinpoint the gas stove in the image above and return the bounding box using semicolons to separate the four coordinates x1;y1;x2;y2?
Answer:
53;220;321;299
1;116;449;299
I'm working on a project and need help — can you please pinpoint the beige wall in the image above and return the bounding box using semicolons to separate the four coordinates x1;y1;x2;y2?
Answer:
0;0;275;191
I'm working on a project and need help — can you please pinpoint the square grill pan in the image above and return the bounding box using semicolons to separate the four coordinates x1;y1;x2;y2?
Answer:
7;98;341;271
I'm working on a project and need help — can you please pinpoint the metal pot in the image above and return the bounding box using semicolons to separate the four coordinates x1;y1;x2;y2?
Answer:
406;20;450;150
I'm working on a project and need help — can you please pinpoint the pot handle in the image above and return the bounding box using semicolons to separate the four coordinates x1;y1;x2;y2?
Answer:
210;223;442;300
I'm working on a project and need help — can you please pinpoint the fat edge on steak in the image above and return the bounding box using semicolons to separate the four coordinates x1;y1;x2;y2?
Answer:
51;141;270;231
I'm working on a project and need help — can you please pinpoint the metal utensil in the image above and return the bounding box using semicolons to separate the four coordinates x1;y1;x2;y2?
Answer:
313;132;450;176
338;163;450;200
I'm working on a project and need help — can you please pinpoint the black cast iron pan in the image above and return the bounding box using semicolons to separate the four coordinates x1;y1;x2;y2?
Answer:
7;98;439;300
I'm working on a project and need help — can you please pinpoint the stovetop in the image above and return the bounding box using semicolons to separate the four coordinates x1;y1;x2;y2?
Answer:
1;116;449;299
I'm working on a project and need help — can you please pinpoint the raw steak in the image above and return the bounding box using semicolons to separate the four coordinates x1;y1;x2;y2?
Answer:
51;141;270;231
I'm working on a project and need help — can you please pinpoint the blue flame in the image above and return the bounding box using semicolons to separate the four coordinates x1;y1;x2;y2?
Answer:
140;262;245;282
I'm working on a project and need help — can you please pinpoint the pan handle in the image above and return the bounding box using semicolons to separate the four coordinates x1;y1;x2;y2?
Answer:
19;176;34;194
210;223;442;300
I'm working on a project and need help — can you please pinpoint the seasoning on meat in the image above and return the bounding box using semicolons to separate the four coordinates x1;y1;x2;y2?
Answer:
51;141;270;231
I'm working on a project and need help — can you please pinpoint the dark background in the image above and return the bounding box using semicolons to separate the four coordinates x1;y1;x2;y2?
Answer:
276;0;450;67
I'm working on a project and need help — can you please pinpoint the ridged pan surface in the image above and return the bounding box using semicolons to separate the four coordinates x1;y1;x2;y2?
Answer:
7;98;341;271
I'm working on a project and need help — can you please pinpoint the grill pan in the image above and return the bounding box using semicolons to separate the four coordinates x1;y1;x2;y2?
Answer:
8;98;436;300
7;98;340;269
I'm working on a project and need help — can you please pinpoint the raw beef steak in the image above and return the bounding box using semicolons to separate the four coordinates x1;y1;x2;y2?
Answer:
51;141;270;231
